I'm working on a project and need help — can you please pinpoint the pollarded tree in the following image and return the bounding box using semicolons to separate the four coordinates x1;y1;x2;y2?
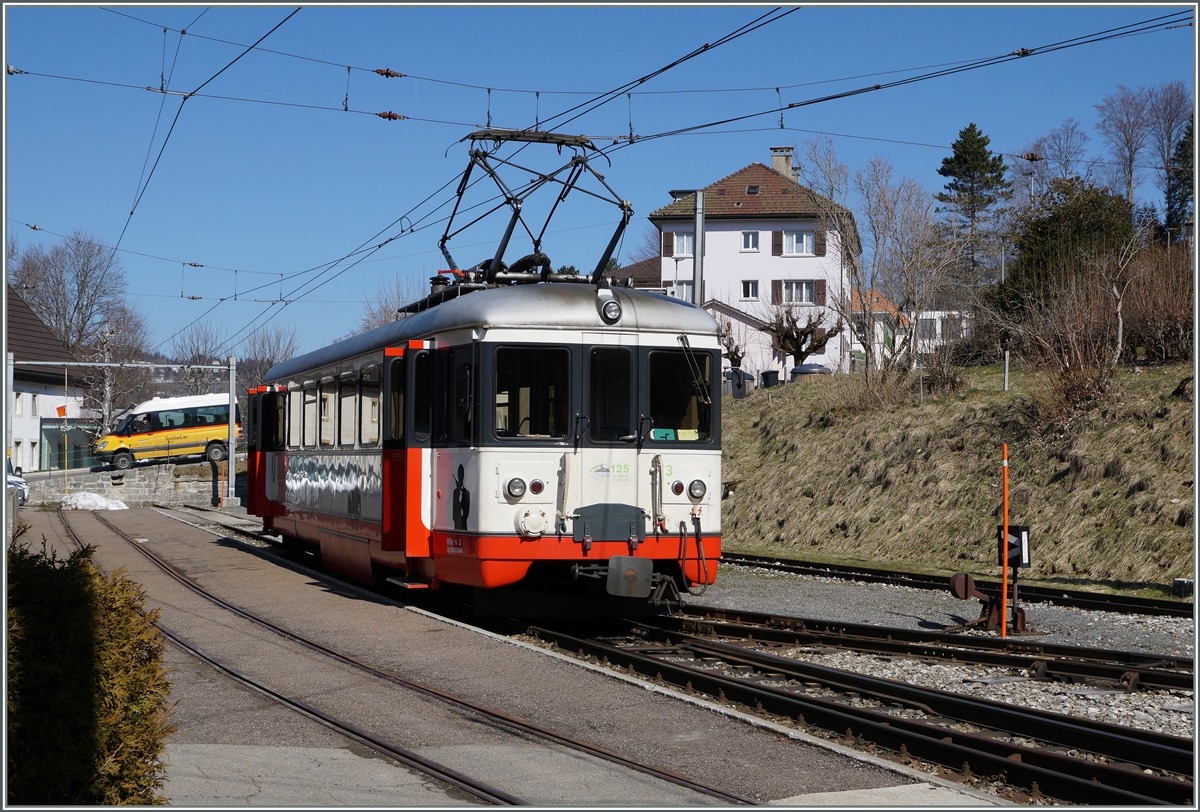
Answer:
759;304;843;369
936;123;1011;282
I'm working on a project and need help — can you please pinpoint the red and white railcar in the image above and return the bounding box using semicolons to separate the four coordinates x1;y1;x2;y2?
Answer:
245;277;721;613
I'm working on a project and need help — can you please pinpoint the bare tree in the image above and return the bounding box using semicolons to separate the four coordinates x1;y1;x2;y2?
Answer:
238;324;302;391
793;137;878;377
628;223;663;263
797;140;962;381
758;305;843;369
361;274;424;332
83;304;155;435
1011;118;1095;206
170;320;228;395
716;316;747;369
856;156;965;370
234;323;302;418
1145;80;1193;211
8;229;129;354
1094;84;1150;205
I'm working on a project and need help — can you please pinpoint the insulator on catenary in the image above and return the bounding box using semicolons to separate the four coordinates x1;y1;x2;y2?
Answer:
375;68;402;78
377;111;405;121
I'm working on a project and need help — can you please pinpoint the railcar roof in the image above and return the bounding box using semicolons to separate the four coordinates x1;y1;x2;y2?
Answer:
264;283;718;384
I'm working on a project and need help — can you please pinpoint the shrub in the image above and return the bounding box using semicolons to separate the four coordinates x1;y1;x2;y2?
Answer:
6;537;175;805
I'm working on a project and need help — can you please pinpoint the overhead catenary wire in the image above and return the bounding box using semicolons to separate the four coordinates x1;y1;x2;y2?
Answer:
595;10;1194;158
87;7;301;348
18;8;1189;356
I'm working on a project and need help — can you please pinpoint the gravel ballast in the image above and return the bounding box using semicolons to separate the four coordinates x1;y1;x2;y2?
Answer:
684;563;1196;739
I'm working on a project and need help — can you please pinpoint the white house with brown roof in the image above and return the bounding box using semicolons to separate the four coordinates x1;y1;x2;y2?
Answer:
6;284;90;472
646;146;856;381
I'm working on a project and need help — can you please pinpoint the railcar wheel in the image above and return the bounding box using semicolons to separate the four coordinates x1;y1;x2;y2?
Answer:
112;451;133;470
206;442;228;463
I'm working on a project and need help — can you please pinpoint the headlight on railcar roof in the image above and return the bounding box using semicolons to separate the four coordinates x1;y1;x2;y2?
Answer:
597;287;622;324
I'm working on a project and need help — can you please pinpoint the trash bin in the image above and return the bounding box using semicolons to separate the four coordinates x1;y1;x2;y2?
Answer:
760;370;779;388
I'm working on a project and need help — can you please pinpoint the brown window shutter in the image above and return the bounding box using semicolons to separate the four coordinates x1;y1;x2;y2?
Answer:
662;232;674;257
815;231;827;256
815;279;826;306
772;279;782;305
701;281;706;302
771;231;783;256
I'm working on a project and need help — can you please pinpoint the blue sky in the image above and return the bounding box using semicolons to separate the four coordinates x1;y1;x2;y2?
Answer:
4;4;1195;355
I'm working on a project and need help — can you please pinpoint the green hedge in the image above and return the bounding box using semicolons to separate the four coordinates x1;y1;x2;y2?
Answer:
6;532;176;805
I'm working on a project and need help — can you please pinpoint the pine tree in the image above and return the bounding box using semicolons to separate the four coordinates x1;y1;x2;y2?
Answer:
1165;121;1193;241
936;123;1012;279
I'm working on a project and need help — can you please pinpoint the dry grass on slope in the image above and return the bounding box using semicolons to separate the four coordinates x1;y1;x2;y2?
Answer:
720;363;1194;598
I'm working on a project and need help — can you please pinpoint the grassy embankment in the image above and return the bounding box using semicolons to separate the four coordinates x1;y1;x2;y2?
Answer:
720;363;1194;599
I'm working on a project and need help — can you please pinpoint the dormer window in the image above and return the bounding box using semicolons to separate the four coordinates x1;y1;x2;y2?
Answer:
745;185;761;195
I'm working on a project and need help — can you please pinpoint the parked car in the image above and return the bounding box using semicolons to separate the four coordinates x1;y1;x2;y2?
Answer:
790;363;833;381
7;457;30;506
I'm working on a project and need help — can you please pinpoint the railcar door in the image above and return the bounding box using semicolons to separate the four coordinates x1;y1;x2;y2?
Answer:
381;345;433;557
574;332;646;554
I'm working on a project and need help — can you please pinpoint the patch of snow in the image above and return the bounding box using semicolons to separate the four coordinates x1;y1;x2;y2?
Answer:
60;492;129;511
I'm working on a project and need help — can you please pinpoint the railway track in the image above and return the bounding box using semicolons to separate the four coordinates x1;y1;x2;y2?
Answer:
61;508;754;807
668;605;1194;692
527;621;1194;806
720;552;1194;618
158;506;1195;804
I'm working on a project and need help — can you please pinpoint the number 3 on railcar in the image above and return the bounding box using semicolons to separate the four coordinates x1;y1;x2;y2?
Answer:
244;279;721;615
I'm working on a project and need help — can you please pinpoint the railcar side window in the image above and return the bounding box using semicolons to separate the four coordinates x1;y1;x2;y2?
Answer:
386;360;404;442
648;350;712;442
274;394;287;448
412;352;431;441
338;378;356;447
449;347;473;443
302;387;317;447
289;389;303;448
589;348;633;442
319;381;337;446
362;365;380;446
494;347;569;439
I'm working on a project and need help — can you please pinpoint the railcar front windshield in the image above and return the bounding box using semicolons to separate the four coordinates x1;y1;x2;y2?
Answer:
648;350;712;442
494;346;570;439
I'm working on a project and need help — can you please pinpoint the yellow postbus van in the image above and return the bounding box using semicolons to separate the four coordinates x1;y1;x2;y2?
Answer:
94;393;242;470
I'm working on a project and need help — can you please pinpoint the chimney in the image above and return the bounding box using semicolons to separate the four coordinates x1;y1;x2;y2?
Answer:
770;146;794;179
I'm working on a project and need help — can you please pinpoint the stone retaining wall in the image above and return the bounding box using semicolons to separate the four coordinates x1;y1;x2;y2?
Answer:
25;461;247;508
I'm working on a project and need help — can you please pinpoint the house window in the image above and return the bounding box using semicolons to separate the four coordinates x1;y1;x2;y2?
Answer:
745;185;760;195
674;281;694;302
918;318;937;341
741;280;759;301
14;394;22;417
673;232;694;257
784;231;815;256
741;231;759;251
782;280;815;304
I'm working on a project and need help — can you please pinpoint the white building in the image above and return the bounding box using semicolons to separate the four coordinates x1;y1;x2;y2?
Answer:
644;146;858;383
6;284;90;472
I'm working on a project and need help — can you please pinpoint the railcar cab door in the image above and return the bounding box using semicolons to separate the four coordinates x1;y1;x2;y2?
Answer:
382;344;433;556
246;387;286;518
576;331;646;547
